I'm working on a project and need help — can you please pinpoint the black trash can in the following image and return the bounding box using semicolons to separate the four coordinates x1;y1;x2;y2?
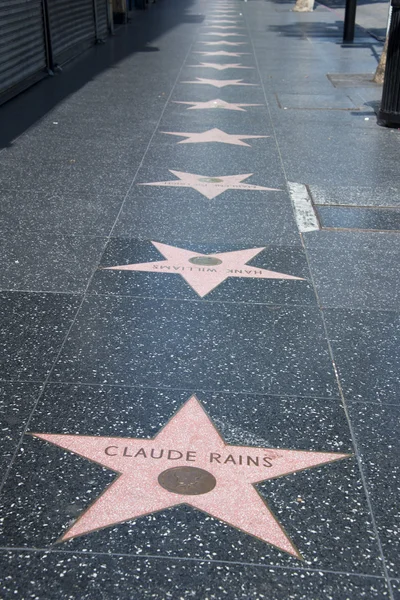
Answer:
378;0;400;126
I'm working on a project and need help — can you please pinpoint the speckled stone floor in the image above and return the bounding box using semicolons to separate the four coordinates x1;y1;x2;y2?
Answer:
0;0;399;598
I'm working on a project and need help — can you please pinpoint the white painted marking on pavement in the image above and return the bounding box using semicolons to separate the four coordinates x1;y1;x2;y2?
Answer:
288;182;319;233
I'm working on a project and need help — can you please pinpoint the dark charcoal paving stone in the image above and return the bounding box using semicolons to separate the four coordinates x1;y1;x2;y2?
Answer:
0;132;149;170
0;159;134;197
392;580;400;599
0;292;81;381
347;402;400;578
51;296;338;398
266;100;380;130
0;382;41;474
0;552;390;599
317;206;400;232
272;122;400;187
327;73;380;88
88;239;315;305
303;231;400;310
0;190;124;237
112;194;301;246
323;309;400;404
0;234;106;293
275;92;359;109
308;184;400;208
0;386;382;573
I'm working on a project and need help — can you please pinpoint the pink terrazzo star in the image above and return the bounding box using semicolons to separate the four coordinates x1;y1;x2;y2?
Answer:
138;170;281;200
193;50;250;56
188;62;254;70
160;127;268;147
181;77;257;88
31;396;350;556
103;241;303;296
207;20;240;23
208;25;244;29
199;41;247;46
203;32;246;37
173;99;263;111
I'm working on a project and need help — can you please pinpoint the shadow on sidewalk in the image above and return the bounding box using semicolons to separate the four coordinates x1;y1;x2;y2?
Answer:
267;21;382;61
0;0;200;151
267;0;387;41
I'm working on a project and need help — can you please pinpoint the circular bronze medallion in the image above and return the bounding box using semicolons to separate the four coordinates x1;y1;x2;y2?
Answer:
189;256;222;266
198;177;223;183
158;466;216;495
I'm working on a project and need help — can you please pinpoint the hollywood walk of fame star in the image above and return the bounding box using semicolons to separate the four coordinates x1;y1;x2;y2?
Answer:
207;20;240;23
31;396;350;556
160;127;268;147
202;32;246;37
193;50;250;56
103;241;304;297
199;41;247;46
173;99;263;111
207;25;244;29
138;170;282;200
181;77;257;88
188;62;254;71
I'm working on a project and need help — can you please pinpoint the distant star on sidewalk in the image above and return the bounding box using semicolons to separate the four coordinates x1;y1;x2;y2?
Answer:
138;170;282;200
181;77;257;88
199;41;247;46
203;32;246;36
31;395;350;556
103;242;304;296
160;127;268;147
188;62;254;70
193;50;250;56
173;99;262;111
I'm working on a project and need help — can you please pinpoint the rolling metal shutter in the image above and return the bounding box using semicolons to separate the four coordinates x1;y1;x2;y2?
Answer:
95;0;108;39
0;0;47;102
47;0;96;65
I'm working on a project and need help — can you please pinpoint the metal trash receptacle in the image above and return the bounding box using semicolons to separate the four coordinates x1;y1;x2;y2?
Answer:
378;0;400;126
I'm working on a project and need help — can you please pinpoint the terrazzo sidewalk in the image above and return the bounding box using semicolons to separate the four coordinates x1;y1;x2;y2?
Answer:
0;0;399;598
